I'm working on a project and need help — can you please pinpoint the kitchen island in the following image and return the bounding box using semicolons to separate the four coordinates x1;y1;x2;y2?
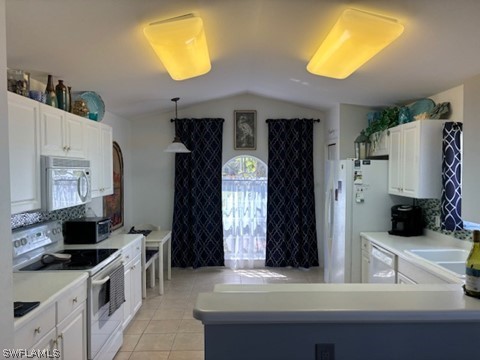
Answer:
194;283;480;360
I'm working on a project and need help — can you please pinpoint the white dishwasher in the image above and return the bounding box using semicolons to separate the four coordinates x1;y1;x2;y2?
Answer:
368;243;397;283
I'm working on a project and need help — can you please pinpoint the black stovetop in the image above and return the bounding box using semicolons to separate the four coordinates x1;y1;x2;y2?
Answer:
20;249;118;271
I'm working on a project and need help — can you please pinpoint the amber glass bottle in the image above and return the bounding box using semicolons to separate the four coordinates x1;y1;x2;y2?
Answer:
465;230;480;298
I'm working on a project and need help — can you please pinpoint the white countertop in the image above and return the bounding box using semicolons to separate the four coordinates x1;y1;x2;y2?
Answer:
64;233;143;250
194;231;480;326
13;271;88;329
194;283;480;324
361;230;470;283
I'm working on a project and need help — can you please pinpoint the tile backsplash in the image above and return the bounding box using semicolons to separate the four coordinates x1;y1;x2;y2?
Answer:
417;198;472;240
11;205;86;230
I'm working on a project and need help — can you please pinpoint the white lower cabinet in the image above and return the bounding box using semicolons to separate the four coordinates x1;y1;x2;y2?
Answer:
14;280;87;360
397;272;417;284
361;237;370;283
123;238;143;329
56;302;87;360
397;257;451;284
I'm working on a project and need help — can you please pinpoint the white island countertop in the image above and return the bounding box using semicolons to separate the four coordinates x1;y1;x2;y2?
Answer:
194;283;480;324
13;271;88;330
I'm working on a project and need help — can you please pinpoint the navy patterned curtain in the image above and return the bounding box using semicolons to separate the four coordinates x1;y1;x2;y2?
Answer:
172;118;225;268
441;122;463;231
265;119;319;268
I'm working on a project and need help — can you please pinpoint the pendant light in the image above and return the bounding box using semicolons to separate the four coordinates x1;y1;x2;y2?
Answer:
164;97;191;153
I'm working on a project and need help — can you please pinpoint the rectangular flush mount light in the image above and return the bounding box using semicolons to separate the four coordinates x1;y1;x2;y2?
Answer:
144;14;211;81
307;8;404;79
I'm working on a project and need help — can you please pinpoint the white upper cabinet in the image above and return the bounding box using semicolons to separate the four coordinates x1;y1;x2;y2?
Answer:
40;103;86;158
8;92;42;214
388;120;444;199
84;121;113;197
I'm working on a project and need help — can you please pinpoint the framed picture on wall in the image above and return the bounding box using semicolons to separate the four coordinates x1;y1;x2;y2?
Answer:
103;141;124;231
234;110;256;150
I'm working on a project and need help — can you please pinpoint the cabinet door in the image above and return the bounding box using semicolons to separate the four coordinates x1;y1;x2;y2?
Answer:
100;124;113;195
57;302;87;360
131;257;143;316
40;104;67;156
388;126;402;195
64;114;86;159
361;251;370;283
397;272;417;284
8;93;42;214
27;328;58;359
401;122;420;197
84;121;102;197
123;265;132;329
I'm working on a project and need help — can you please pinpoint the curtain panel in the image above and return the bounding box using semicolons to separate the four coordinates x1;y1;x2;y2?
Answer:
441;121;463;231
172;118;225;268
265;119;319;268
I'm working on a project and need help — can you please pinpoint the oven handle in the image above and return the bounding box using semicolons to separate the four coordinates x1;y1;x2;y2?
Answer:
92;276;110;286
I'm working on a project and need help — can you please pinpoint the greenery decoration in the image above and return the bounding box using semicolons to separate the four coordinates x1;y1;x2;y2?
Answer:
361;106;400;138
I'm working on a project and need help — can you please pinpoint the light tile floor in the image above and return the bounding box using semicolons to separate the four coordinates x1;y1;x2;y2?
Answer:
115;266;324;360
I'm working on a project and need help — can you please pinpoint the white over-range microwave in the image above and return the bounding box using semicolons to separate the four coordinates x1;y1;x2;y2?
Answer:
41;155;92;211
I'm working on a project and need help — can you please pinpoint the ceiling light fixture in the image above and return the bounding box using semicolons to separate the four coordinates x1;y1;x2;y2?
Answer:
306;8;404;79
164;97;191;153
144;14;211;81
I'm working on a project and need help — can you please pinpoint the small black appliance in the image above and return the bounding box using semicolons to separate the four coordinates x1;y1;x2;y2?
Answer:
63;217;111;244
388;205;423;237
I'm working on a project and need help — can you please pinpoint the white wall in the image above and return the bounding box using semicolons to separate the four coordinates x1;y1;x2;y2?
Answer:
429;84;464;120
0;0;15;350
130;93;326;265
89;111;133;232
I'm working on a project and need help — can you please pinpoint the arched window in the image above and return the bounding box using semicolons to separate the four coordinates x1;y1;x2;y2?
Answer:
222;156;267;269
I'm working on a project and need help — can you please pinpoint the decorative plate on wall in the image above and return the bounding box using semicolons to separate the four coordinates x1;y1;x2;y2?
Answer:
73;91;105;121
408;98;435;120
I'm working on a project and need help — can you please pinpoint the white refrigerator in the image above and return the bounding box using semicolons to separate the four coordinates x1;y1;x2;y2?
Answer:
324;158;401;283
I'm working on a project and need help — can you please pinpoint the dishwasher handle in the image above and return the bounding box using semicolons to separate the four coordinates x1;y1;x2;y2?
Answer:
371;245;395;267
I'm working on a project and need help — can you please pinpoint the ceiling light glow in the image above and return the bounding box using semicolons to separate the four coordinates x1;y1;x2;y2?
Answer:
307;8;404;79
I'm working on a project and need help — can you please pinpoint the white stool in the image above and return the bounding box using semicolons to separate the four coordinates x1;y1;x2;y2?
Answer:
131;224;161;298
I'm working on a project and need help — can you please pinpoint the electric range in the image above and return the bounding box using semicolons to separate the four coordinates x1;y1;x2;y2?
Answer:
12;220;124;360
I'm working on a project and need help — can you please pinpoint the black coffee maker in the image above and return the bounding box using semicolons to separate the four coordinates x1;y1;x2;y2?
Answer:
388;205;423;237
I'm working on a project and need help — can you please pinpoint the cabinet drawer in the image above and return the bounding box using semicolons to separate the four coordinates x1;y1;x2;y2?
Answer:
131;238;142;260
15;303;55;349
57;281;87;323
397;257;449;284
123;238;142;264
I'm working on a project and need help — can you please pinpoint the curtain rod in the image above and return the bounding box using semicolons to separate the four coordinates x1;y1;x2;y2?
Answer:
265;119;320;123
170;118;225;122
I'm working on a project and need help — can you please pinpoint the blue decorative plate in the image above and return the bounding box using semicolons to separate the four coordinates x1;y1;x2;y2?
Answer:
408;98;435;120
73;91;105;121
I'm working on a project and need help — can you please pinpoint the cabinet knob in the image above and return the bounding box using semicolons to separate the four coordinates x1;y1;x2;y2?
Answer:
63;146;68;151
68;146;71;151
57;334;63;340
72;296;78;303
34;327;41;334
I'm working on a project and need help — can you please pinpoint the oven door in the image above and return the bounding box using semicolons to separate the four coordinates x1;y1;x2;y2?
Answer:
88;257;124;360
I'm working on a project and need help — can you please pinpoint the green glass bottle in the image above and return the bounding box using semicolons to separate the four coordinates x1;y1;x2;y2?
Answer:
465;230;480;298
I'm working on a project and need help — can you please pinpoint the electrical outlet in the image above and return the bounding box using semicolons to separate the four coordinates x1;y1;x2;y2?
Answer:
316;343;335;360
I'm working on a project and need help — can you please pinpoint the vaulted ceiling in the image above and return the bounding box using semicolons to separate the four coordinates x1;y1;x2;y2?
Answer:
6;0;480;118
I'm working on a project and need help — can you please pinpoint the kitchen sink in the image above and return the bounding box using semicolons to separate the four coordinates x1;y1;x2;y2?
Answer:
406;248;469;262
436;261;466;277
